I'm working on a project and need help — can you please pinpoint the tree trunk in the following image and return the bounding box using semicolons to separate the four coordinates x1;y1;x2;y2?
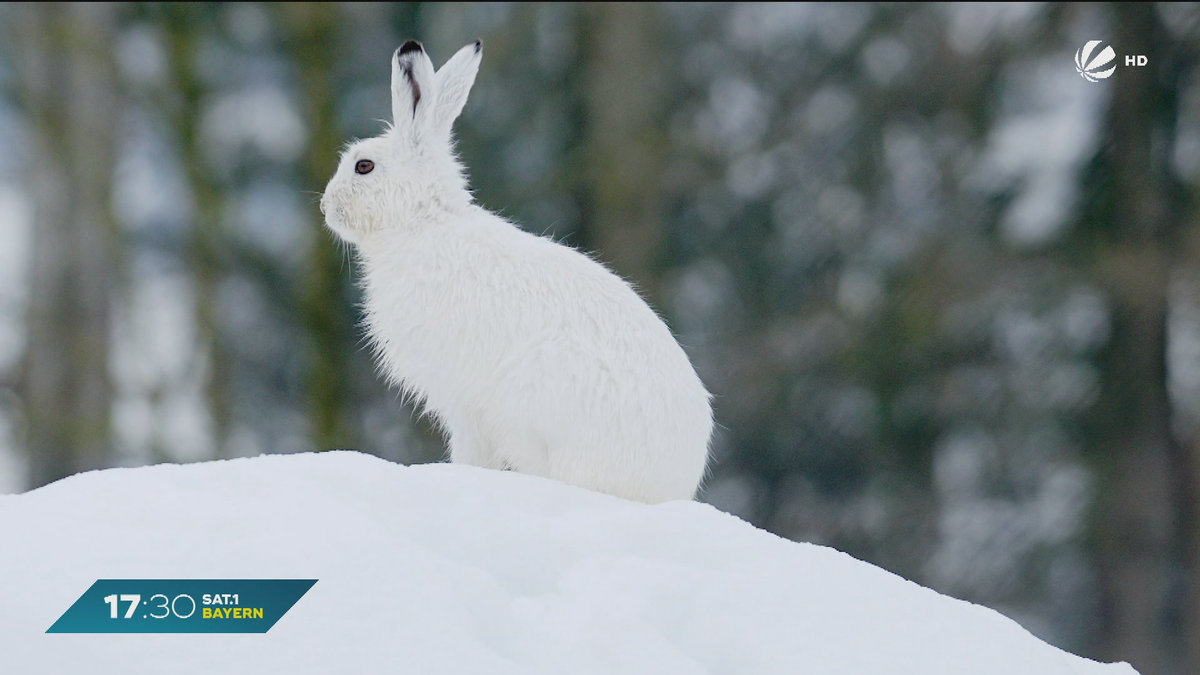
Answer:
278;2;351;452
577;3;668;306
1171;269;1200;675
161;4;230;458
1090;4;1186;672
11;3;119;488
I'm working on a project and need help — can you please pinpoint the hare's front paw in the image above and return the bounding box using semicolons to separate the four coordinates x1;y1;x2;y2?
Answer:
447;425;501;469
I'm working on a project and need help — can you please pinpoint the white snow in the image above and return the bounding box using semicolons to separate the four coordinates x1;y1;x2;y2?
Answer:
0;451;1137;675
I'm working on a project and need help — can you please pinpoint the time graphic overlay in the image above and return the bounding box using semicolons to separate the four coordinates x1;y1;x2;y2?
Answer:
47;579;317;633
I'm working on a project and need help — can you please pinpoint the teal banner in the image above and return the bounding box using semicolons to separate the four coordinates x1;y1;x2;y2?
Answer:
47;579;317;633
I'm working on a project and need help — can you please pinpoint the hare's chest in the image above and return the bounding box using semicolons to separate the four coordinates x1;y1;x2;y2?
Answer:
362;256;516;387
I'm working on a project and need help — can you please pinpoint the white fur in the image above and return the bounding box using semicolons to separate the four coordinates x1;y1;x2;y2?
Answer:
321;41;712;503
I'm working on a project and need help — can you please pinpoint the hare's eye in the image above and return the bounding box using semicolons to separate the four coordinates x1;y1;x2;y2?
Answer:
355;160;375;175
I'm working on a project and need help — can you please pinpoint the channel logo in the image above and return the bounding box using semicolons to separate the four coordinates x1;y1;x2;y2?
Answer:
1075;40;1116;82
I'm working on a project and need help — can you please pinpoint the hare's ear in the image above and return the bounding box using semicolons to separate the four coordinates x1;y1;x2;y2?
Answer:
391;40;437;139
433;40;482;139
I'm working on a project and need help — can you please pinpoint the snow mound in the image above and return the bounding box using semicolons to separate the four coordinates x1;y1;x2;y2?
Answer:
0;451;1136;675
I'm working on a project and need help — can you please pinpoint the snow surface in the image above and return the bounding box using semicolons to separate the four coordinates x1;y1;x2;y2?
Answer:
0;451;1138;675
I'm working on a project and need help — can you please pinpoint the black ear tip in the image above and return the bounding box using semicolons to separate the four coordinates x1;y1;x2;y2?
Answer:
398;40;424;56
474;39;483;53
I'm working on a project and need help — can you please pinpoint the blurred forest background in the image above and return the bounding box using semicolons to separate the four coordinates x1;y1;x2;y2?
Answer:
0;2;1198;673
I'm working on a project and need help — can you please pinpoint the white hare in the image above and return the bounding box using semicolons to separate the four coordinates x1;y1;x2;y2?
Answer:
321;40;712;503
